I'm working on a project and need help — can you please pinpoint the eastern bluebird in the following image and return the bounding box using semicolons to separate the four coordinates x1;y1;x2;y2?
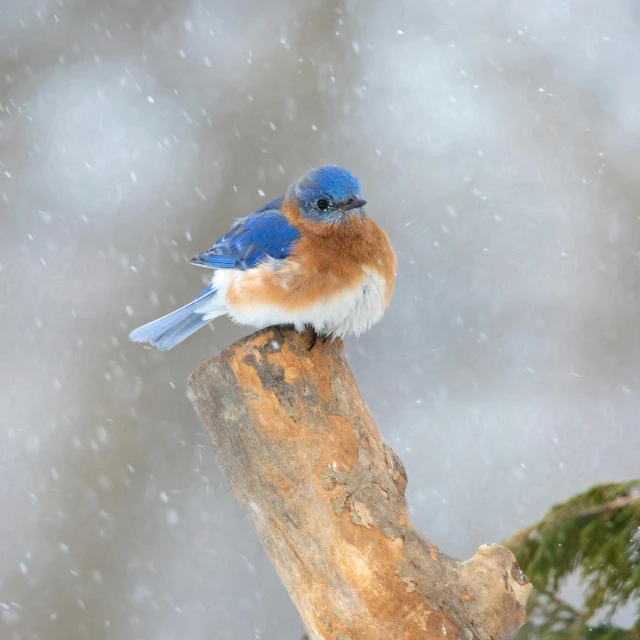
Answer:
129;165;397;350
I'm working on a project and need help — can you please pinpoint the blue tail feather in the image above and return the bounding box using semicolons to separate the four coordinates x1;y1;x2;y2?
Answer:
129;284;217;350
153;314;211;351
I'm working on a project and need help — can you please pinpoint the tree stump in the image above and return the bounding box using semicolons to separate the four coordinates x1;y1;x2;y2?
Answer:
187;326;531;640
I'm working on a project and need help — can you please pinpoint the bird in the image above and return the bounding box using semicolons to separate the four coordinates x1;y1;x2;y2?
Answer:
129;165;397;351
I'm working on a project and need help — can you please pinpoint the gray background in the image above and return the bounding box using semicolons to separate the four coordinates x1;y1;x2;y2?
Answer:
1;1;639;638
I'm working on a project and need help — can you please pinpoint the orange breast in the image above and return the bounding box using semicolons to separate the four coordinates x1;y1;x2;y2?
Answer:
225;202;397;312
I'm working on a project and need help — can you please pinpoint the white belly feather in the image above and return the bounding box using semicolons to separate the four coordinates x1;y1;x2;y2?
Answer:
203;267;387;338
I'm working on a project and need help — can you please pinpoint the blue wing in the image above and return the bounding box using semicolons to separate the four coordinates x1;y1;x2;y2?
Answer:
190;203;301;270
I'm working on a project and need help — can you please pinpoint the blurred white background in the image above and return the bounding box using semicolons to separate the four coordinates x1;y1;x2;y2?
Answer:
1;1;640;638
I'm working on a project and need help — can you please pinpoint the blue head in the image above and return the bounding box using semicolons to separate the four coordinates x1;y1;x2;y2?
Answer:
291;165;366;224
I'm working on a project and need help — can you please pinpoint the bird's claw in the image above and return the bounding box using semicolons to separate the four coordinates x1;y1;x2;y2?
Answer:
308;328;318;351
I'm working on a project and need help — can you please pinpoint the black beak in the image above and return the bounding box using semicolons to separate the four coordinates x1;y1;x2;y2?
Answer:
342;197;367;212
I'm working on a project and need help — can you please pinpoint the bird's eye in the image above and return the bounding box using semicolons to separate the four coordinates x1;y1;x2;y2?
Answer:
316;198;329;210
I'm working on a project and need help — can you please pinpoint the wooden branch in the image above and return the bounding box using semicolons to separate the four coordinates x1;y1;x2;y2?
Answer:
187;327;531;640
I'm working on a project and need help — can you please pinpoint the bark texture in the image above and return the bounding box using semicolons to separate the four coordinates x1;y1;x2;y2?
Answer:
187;326;531;640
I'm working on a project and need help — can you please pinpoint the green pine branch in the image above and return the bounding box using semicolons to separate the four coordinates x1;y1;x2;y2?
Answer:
503;480;640;639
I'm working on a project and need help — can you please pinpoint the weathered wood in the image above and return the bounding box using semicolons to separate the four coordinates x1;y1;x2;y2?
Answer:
187;326;531;640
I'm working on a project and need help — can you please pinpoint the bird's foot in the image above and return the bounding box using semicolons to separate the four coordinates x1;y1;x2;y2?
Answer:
308;328;330;350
